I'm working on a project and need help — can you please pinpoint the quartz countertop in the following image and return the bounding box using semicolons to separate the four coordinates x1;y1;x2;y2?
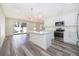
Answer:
30;31;52;34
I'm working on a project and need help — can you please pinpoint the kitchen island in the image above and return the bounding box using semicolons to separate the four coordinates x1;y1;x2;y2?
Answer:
29;31;53;49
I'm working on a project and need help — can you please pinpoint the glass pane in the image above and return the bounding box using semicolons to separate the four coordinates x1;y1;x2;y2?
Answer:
13;21;27;34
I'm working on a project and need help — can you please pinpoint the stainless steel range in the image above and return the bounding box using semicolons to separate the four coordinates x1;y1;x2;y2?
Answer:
54;21;65;42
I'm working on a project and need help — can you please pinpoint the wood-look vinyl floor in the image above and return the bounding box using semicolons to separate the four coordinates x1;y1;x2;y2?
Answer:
0;34;79;56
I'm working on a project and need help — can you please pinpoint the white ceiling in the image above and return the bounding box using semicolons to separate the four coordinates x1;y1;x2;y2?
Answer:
1;3;79;20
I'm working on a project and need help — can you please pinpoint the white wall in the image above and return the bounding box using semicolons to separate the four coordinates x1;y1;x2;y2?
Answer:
0;5;5;47
5;18;14;36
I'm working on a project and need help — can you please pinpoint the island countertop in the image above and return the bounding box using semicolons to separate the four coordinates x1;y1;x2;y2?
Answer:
29;31;52;34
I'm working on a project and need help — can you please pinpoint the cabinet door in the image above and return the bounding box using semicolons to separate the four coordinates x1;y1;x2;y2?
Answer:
64;13;76;26
64;32;77;45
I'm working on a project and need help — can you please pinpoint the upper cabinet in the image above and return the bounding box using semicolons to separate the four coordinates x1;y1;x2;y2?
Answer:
62;13;77;26
44;12;78;32
55;12;77;26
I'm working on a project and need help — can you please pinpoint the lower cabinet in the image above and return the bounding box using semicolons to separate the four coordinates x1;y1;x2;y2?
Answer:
64;31;78;45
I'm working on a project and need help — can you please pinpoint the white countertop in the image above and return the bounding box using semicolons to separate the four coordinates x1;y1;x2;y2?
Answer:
30;31;52;34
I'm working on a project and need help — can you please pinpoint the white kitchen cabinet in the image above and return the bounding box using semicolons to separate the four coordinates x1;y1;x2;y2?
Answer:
64;31;78;45
29;31;53;49
64;13;77;26
61;12;78;45
56;13;77;26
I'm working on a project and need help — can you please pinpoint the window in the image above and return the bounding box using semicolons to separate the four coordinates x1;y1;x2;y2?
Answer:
13;21;27;34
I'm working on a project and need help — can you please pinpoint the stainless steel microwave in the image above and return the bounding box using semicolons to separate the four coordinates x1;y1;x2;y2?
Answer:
55;21;64;26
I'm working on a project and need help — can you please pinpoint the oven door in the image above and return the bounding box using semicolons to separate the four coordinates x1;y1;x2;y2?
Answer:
54;31;63;38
